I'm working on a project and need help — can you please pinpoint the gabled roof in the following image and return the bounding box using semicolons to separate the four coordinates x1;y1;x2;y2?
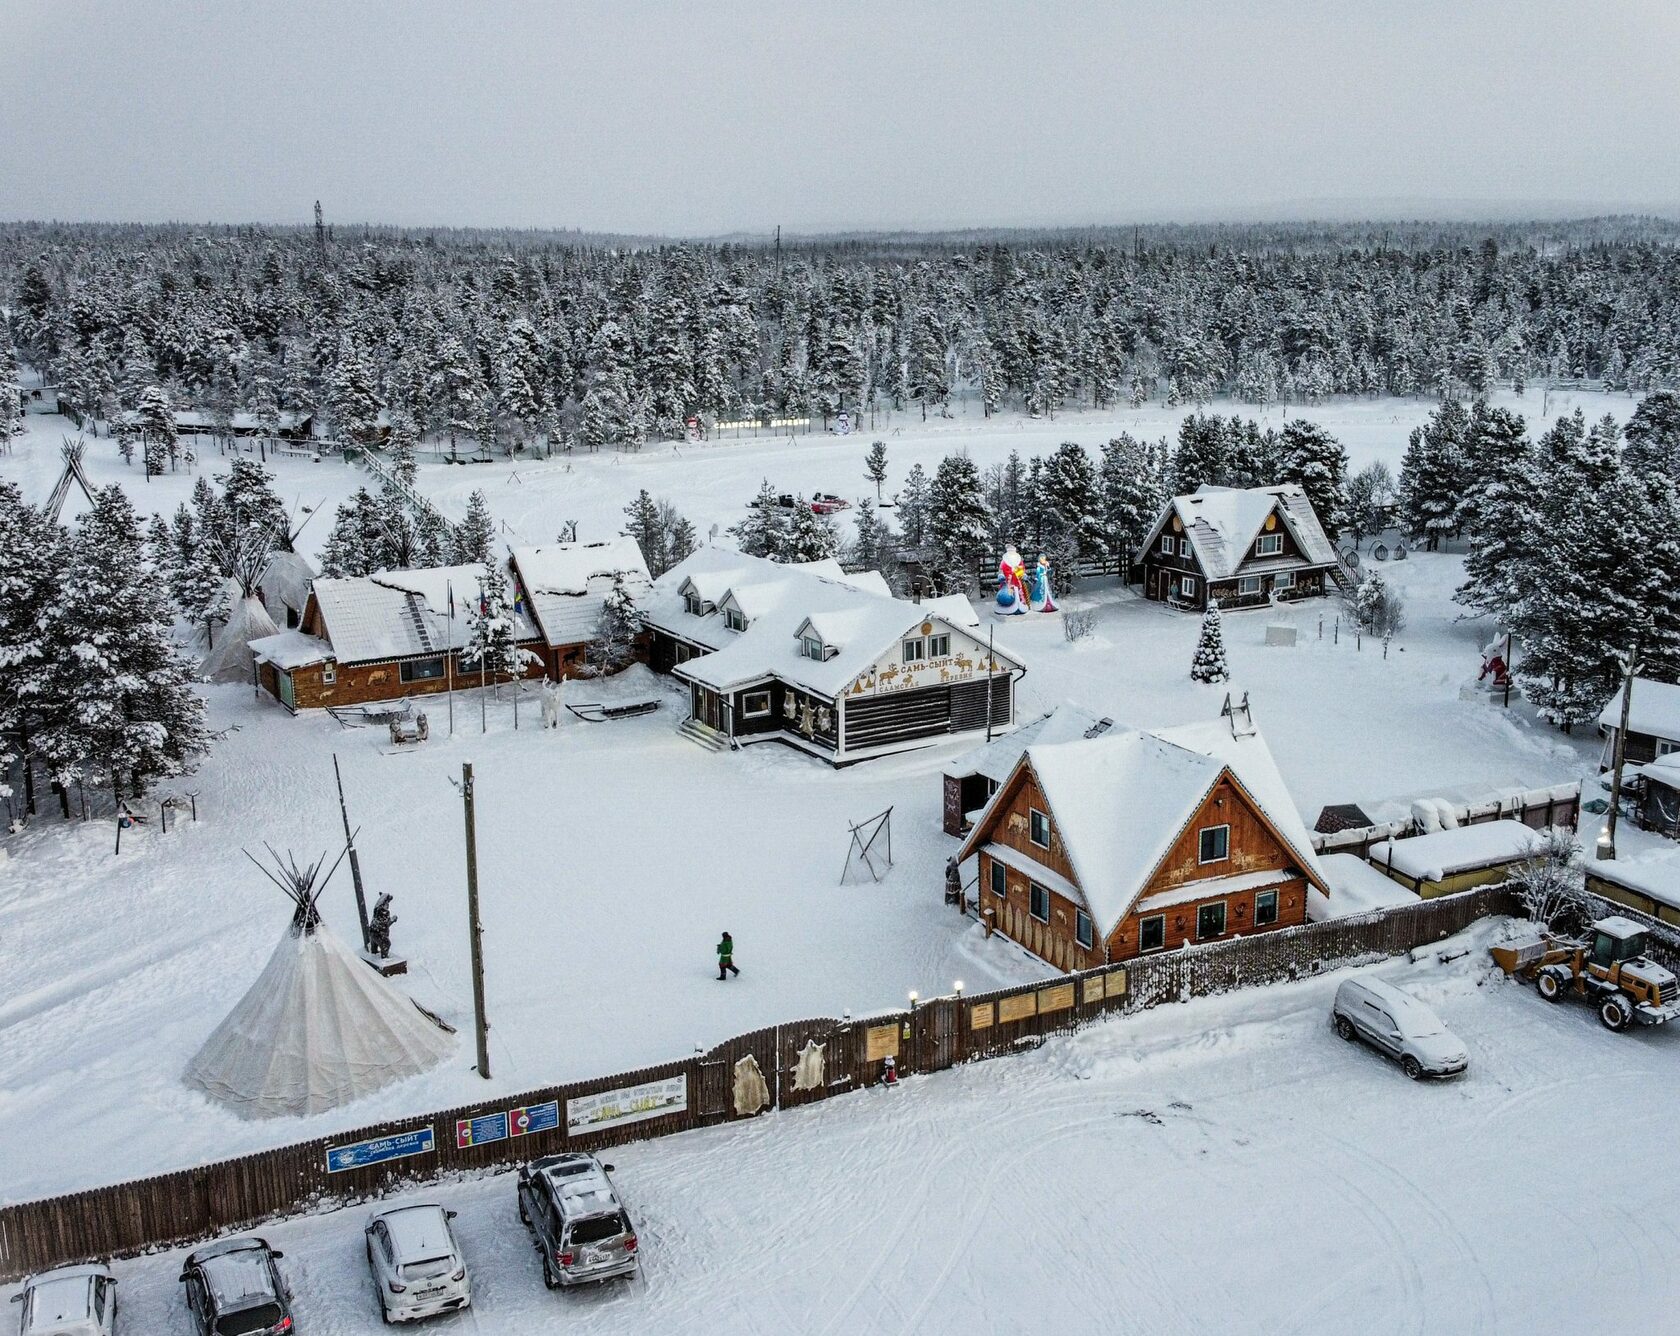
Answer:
1138;483;1338;581
510;538;652;649
947;702;1117;784
311;562;538;665
959;718;1326;939
1598;677;1680;742
643;546;1020;698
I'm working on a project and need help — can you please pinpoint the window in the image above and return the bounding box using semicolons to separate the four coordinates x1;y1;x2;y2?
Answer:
674;642;692;664
400;656;445;683
903;637;926;664
928;633;951;658
1256;532;1284;557
1197;901;1227;940
742;690;771;718
724;607;747;632
1139;915;1166;952
802;636;825;661
321;661;337;685
1179;575;1198;599
1198;824;1230;863
1659;739;1678;756
1255;889;1279;925
683;592;703;616
1161;535;1176;555
1075;910;1094;949
1028;807;1052;849
1029;882;1050;923
1237;575;1261;596
1273;571;1295;591
989;859;1007;897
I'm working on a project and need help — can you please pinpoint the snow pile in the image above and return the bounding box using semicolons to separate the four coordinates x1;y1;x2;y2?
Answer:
199;595;281;683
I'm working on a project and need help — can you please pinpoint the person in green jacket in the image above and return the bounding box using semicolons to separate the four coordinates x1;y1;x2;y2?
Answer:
716;931;740;980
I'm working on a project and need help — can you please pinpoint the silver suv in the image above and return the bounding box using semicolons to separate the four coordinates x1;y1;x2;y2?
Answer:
11;1263;117;1336
1333;975;1469;1079
517;1153;640;1288
364;1204;471;1323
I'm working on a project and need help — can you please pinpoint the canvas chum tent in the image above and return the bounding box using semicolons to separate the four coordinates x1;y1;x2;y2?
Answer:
184;850;454;1119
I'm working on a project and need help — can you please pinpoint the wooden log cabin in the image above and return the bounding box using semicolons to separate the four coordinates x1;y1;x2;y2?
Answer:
955;719;1329;971
250;563;545;711
640;546;1026;763
1136;483;1343;613
508;537;653;681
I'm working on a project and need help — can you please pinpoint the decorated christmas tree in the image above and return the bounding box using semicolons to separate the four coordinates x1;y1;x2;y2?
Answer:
1190;603;1229;683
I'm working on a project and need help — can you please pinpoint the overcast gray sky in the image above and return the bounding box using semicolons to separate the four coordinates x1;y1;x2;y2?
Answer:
4;1;1676;235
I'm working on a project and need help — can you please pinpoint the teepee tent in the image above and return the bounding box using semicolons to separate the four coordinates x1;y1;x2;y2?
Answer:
200;592;281;682
185;849;454;1119
44;437;98;525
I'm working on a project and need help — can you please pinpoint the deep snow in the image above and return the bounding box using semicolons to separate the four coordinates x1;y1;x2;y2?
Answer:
5;934;1678;1335
0;390;1654;1203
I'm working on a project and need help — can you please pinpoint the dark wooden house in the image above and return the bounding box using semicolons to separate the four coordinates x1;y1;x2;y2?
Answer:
1136;483;1343;612
956;719;1328;972
641;547;1026;763
1598;677;1680;770
509;538;653;680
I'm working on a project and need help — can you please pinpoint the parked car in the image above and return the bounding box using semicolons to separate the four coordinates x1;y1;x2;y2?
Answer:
364;1203;471;1323
517;1153;640;1288
179;1238;294;1336
11;1263;117;1336
1332;976;1468;1078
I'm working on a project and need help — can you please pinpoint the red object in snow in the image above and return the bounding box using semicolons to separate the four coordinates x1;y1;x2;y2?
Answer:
1479;653;1510;688
882;1056;898;1087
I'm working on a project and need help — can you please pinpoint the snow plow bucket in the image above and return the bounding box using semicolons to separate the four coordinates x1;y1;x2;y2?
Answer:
1490;939;1549;977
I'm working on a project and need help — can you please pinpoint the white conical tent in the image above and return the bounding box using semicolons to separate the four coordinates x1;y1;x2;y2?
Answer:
185;915;455;1119
199;594;281;683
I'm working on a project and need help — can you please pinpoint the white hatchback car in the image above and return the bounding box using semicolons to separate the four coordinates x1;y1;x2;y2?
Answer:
365;1203;472;1323
1332;976;1469;1079
10;1264;117;1336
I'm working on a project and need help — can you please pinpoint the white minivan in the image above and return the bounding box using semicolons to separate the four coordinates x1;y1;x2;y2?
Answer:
1332;976;1469;1079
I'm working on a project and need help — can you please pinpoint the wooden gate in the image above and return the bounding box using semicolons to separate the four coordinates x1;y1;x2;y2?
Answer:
915;999;961;1073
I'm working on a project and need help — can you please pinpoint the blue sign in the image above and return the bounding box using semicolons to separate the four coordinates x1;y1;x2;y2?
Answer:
510;1100;560;1139
455;1111;509;1149
326;1126;436;1174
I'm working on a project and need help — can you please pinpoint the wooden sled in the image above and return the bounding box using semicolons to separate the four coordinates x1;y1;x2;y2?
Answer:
565;699;662;722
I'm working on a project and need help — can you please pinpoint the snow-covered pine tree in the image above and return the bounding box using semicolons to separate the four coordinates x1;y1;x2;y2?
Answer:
222;457;290;548
897;462;932;551
136;386;176;479
319;488;381;578
1276;419;1349;535
1098;433;1166;578
1455;406;1534;616
387;411;421;487
1397;399;1470;549
445;488;494;568
780;498;840;563
34;485;210;800
1171;413;1228;495
328;339;382;448
1035;441;1105;575
1624;390;1680;482
660;501;697;572
590;573;639;673
0;482;67;814
1343;461;1395;548
850;498;891;575
0;343;28;451
927;453;991;587
622;489;665;574
1190;604;1229;683
864;440;888;500
729;479;787;559
463;569;525;691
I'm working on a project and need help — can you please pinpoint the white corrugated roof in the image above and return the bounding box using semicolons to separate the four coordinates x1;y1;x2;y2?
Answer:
511;539;653;649
312;563;538;665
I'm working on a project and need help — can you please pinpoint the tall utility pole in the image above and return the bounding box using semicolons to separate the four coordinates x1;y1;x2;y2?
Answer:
1599;637;1640;861
333;754;371;951
461;762;491;1077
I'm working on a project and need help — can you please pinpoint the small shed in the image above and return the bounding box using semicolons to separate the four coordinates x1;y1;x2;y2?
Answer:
1625;753;1680;841
1366;820;1540;898
1598;677;1680;770
1585;858;1680;929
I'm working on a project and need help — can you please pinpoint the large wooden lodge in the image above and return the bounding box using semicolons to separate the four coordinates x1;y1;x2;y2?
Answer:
640;547;1026;763
1136;483;1343;612
956;717;1329;971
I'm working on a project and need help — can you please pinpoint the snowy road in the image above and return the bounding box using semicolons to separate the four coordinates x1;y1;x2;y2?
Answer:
13;932;1677;1335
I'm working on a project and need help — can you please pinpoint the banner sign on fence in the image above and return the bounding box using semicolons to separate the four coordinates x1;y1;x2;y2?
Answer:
1038;983;1075;1014
864;1023;898;1062
326;1126;436;1174
998;992;1037;1024
567;1075;687;1135
970;1002;995;1030
455;1111;510;1149
510;1100;560;1138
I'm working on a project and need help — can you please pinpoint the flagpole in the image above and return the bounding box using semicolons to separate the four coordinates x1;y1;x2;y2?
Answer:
446;579;455;736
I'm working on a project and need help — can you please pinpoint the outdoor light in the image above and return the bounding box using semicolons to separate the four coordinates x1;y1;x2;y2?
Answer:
954;980;964;997
1595;828;1615;861
908;990;919;1008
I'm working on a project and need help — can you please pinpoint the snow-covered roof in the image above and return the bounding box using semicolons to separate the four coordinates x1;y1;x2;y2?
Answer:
1366;820;1539;882
310;563;539;665
965;717;1325;939
1590;855;1680;911
1316;779;1580;834
644;546;1021;698
1313;852;1422;920
250;630;334;670
1596;915;1651;942
1628;753;1680;789
1598;677;1680;742
947;702;1116;783
1139;483;1339;580
510;538;653;649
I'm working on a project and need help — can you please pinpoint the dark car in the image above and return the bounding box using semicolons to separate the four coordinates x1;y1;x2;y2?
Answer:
179;1238;294;1336
517;1153;640;1289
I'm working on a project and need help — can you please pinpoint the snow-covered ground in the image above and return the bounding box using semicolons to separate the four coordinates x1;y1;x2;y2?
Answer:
0;390;1654;1203
6;932;1678;1334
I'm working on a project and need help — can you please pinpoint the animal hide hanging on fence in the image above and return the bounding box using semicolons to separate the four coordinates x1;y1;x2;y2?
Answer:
792;1040;825;1092
733;1054;770;1115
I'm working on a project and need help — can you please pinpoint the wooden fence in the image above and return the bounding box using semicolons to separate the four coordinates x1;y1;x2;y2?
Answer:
0;884;1519;1283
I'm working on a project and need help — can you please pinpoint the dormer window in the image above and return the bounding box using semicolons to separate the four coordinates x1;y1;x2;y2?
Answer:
1255;533;1283;557
683;592;703;616
724;607;747;632
802;635;825;661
